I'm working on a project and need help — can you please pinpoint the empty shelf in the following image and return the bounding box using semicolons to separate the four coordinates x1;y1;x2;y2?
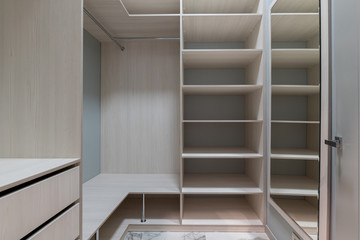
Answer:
121;0;179;14
182;197;263;225
183;49;262;68
271;148;319;161
271;175;318;197
271;120;320;124
183;15;262;42
182;120;263;123
272;49;319;68
183;85;262;95
183;0;260;14
182;147;262;158
272;14;319;41
272;0;319;13
182;174;262;194
272;85;320;95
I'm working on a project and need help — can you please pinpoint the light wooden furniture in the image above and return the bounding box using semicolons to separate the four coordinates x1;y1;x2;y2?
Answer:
180;0;266;229
269;0;325;239
0;159;80;240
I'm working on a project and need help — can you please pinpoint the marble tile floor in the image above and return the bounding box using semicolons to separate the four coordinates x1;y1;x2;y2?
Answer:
124;231;270;240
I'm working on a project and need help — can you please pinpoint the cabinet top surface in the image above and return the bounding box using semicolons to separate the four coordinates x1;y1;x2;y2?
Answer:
0;158;80;192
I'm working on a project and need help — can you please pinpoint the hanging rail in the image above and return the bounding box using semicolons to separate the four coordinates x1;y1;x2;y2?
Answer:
83;8;125;51
112;37;180;41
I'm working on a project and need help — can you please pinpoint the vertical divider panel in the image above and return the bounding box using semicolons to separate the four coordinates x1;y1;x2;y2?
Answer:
179;0;184;225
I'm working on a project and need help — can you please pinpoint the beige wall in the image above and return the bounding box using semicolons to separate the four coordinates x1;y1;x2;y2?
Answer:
0;0;83;158
101;41;180;173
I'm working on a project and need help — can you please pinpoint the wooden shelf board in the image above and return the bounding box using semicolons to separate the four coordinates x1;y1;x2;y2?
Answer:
183;0;259;14
183;15;262;42
271;148;319;161
272;49;319;68
183;85;262;95
82;174;180;240
272;85;320;95
273;198;318;229
0;158;80;192
182;147;262;158
272;0;319;13
182;197;263;226
271;120;320;124
183;49;262;69
182;120;263;123
271;14;319;41
121;0;179;14
271;175;318;197
182;174;262;194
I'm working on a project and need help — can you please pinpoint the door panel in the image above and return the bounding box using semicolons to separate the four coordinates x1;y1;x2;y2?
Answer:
331;0;360;239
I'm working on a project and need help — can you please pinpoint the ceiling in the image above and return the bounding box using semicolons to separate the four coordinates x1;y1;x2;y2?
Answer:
83;0;180;41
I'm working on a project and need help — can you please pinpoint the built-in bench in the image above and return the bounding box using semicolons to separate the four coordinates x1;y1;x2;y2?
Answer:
82;174;180;240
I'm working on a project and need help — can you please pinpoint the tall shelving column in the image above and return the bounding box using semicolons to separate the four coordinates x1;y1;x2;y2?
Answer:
269;1;320;239
180;0;266;227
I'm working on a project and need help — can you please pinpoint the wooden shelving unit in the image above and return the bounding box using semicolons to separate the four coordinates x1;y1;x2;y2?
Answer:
270;0;320;238
183;0;261;14
180;0;265;227
182;197;263;226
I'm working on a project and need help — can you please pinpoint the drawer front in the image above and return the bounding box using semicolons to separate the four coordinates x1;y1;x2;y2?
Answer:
0;166;80;240
28;203;80;240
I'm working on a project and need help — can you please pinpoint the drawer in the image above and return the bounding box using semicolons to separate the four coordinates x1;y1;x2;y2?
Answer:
28;203;80;240
0;166;80;240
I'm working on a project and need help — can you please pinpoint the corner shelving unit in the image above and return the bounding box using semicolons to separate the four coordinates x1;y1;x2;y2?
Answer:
180;0;265;228
270;0;320;239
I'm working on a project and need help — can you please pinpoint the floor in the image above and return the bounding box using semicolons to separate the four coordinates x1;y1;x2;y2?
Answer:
124;232;270;240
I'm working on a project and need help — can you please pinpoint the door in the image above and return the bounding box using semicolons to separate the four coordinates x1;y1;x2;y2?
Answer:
331;0;360;239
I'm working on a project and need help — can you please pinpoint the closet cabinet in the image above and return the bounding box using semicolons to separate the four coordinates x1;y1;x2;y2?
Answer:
180;0;266;227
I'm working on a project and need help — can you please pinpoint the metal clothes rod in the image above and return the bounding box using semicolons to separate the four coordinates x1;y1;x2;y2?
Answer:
83;8;125;51
113;37;180;41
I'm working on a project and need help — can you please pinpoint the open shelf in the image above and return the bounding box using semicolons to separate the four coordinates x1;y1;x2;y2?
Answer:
182;147;262;159
122;0;180;14
183;15;262;48
273;198;318;238
182;196;263;225
99;195;180;239
182;174;261;194
183;49;262;69
271;175;318;197
272;0;319;13
183;0;260;14
271;120;320;124
271;14;319;42
183;85;262;95
271;148;319;161
272;49;319;68
272;85;319;95
183;120;262;123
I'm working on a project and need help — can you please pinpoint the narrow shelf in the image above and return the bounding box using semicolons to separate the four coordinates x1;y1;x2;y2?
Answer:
0;158;80;192
183;49;262;69
182;197;263;225
183;0;260;14
183;120;263;123
273;198;318;238
183;85;262;95
182;147;262;158
182;174;262;194
121;0;179;14
271;120;320;124
272;0;319;13
272;85;320;95
271;13;319;42
272;49;319;68
183;14;262;43
271;148;319;161
271;175;318;197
